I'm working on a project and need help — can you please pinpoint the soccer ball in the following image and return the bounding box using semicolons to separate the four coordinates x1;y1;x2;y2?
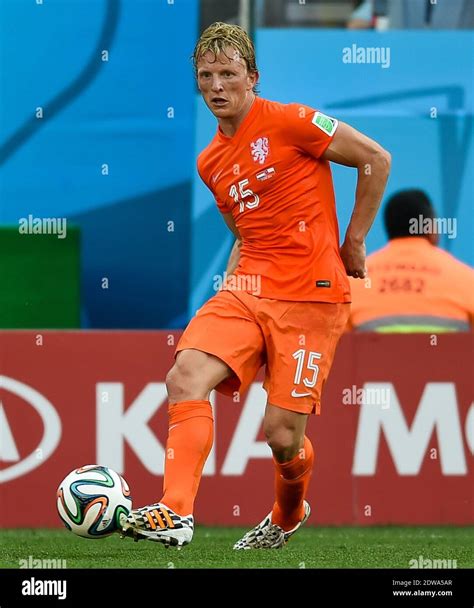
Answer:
56;465;132;539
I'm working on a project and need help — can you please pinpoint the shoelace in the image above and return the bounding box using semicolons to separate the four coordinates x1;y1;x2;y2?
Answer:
253;524;284;548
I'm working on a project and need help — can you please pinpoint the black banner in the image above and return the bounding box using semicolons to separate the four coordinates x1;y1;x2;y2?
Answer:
0;568;472;606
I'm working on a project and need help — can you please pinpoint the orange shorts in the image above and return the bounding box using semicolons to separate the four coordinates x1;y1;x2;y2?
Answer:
176;290;350;415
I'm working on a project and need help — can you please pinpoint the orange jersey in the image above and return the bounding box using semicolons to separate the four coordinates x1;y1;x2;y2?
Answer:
349;237;474;331
197;96;350;303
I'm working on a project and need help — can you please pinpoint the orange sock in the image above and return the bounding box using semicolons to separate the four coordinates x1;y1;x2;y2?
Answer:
160;400;213;516
271;436;314;531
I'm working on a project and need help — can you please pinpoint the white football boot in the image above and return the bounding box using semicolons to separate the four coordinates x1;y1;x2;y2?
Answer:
120;502;194;547
233;501;311;550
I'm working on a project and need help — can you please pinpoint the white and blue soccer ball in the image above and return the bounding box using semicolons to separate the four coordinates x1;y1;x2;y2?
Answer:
56;465;132;539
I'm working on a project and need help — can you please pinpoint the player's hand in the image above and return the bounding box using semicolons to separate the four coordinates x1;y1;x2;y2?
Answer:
340;237;367;278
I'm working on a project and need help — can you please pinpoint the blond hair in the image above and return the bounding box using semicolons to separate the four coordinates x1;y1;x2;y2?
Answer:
193;22;258;93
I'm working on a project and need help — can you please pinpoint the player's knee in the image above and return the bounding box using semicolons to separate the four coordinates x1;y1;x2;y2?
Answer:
166;353;211;401
265;428;300;461
166;363;199;401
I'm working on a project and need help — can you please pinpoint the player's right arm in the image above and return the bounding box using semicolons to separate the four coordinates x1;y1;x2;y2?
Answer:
222;212;242;275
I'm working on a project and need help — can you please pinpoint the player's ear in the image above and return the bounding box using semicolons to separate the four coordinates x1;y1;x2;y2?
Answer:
248;69;259;91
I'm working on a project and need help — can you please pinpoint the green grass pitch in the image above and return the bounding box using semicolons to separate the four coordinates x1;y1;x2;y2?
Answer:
0;527;472;569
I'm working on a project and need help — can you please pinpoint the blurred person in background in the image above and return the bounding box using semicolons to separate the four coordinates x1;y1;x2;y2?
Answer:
374;0;474;29
347;0;374;29
348;189;474;332
260;0;367;28
244;0;473;30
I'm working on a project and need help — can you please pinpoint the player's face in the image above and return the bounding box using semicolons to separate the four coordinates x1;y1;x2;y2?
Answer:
196;47;257;119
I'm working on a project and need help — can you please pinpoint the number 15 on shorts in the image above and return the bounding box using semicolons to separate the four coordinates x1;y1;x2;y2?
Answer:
291;349;321;397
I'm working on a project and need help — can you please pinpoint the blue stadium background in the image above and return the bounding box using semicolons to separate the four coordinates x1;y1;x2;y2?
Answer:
0;0;472;328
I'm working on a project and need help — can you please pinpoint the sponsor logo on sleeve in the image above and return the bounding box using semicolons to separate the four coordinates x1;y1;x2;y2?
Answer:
311;112;338;136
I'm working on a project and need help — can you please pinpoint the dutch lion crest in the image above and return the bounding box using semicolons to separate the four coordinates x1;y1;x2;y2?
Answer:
250;137;269;164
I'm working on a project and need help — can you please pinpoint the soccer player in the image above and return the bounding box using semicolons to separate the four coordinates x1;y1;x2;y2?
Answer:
121;22;391;548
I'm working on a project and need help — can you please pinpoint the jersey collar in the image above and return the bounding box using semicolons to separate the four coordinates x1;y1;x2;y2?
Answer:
217;96;262;143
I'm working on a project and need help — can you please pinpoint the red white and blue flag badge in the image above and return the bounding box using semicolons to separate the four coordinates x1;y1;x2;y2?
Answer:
256;167;276;181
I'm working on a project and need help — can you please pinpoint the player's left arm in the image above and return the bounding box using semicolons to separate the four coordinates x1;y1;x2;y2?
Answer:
322;121;391;278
